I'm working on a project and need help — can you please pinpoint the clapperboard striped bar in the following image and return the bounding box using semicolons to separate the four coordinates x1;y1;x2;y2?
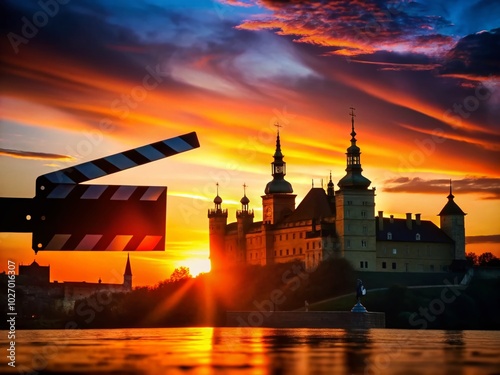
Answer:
35;131;200;195
29;131;199;252
33;184;167;251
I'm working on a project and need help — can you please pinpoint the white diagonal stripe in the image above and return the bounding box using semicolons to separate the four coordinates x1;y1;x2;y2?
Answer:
75;234;103;250
140;186;165;201
47;184;76;199
45;234;71;250
75;162;106;180
81;185;108;199
136;144;165;161
111;186;137;200
105;153;137;170
164;137;192;153
105;235;133;250
46;172;75;184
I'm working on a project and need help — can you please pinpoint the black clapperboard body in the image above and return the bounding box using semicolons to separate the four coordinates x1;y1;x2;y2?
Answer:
0;132;199;252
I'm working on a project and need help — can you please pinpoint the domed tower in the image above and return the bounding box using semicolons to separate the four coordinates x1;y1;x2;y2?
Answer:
237;184;254;261
208;183;228;271
335;108;376;271
438;181;466;260
262;126;296;225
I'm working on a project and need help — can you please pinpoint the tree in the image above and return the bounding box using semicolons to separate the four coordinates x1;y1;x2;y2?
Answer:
169;267;192;282
478;252;499;267
466;252;478;266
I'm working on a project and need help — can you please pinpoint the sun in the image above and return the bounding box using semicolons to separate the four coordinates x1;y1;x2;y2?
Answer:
182;258;212;277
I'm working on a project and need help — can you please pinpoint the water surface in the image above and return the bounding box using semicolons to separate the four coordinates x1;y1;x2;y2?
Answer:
4;328;500;374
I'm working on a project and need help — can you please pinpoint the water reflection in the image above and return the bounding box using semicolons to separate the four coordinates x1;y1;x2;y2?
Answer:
5;328;500;374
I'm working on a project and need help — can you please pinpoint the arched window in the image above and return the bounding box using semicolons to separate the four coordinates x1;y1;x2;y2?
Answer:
416;233;421;241
387;232;392;240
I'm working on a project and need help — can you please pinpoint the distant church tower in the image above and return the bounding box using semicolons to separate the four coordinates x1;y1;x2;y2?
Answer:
208;183;228;271
262;126;296;225
123;253;132;291
335;108;376;270
438;182;466;260
237;184;254;262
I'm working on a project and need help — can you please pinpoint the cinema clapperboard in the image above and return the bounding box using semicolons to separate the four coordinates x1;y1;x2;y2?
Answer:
1;132;200;252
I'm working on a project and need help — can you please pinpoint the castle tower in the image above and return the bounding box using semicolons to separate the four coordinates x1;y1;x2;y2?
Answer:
123;253;132;290
237;184;254;261
262;125;296;225
438;181;466;260
208;183;228;271
335;108;376;271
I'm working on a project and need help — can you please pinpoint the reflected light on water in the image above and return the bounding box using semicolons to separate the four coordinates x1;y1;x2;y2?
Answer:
6;328;500;374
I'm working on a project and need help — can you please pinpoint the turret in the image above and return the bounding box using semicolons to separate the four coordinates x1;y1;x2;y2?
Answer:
262;125;296;225
438;181;466;260
208;183;228;271
237;183;254;261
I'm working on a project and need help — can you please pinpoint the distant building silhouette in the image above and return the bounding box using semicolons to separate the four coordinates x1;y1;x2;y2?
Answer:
15;254;133;314
208;111;465;273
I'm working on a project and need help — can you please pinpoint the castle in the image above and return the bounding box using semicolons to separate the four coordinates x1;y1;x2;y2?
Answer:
208;111;466;273
14;254;132;313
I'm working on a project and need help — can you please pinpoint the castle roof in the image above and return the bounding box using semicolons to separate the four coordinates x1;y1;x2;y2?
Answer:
284;188;334;223
376;218;453;243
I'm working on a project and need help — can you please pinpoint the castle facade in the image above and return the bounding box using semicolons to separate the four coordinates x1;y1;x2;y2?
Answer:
208;113;466;273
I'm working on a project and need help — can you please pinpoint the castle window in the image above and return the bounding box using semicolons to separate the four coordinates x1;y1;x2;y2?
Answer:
363;226;367;234
382;262;387;269
280;250;283;256
387;232;392;240
300;248;303;254
347;201;352;205
286;249;289;255
392;248;397;255
416;233;421;241
293;248;296;255
364;261;368;268
346;210;350;217
293;233;296;239
361;240;367;248
360;261;364;268
392;262;396;270
361;211;367;218
347;240;351;248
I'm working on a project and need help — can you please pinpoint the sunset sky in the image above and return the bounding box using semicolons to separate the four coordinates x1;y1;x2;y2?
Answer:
1;0;499;286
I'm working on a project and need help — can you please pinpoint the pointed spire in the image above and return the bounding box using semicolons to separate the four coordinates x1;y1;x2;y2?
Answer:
349;106;357;141
327;171;335;196
439;180;466;216
124;253;132;276
213;182;222;209
265;125;293;194
338;107;371;190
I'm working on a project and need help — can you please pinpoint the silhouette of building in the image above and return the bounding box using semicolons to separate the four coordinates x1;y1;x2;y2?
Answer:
208;111;465;273
16;254;133;313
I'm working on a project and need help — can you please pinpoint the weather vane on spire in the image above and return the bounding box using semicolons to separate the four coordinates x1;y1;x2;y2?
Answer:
243;182;247;196
216;182;219;196
349;106;356;139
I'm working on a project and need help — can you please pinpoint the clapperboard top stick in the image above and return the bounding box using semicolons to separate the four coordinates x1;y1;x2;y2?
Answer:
0;131;200;252
36;131;200;195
